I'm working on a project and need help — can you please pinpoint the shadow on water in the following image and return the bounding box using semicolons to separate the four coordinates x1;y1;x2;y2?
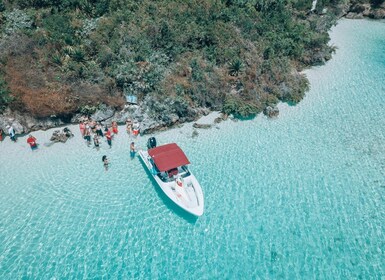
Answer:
234;115;256;121
138;157;198;224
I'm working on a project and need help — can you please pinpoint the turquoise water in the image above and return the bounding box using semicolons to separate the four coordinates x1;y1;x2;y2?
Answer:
1;19;385;279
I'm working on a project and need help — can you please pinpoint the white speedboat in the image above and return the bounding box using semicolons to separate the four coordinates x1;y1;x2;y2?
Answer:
139;139;204;216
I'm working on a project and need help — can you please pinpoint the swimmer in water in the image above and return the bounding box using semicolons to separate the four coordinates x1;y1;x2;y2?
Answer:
102;155;109;171
130;142;136;159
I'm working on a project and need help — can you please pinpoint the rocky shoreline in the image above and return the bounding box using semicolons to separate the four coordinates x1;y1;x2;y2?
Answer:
0;103;213;136
0;2;384;137
345;2;385;19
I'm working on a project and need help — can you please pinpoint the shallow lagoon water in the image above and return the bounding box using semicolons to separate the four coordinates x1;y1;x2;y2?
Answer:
0;19;385;279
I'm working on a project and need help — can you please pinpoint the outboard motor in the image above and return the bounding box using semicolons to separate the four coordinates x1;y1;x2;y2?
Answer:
147;137;157;149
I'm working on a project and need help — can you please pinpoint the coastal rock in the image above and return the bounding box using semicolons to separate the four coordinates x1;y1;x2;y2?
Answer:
90;106;115;122
113;105;140;124
0;109;66;134
11;120;24;134
345;12;364;19
193;123;212;129
214;113;228;124
214;117;222;124
50;128;73;143
263;106;279;118
369;8;385;19
350;3;369;14
70;113;84;123
199;108;211;116
346;2;385;19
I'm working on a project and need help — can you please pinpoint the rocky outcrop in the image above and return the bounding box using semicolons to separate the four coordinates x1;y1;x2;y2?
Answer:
50;128;73;143
214;114;228;124
193;123;212;129
345;2;385;19
263;106;279;118
0;108;66;134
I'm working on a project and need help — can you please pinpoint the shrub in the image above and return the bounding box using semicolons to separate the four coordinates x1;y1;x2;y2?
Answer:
0;77;12;112
3;9;33;35
228;59;245;76
79;104;98;116
223;95;262;117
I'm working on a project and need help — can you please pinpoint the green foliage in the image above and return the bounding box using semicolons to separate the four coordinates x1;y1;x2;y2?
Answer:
3;9;33;34
42;13;75;45
371;0;385;6
79;104;98;115
0;0;338;118
0;1;5;12
114;52;169;96
223;95;262;117
228;59;245;76
0;77;12;112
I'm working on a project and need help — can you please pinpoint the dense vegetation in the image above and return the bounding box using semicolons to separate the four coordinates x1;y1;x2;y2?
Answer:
0;0;347;119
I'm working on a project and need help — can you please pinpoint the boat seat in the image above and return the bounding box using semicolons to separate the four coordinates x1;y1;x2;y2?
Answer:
168;168;178;177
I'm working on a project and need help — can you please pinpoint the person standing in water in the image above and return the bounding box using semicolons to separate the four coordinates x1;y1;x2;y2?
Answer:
112;121;118;134
79;121;86;137
95;122;104;137
27;135;38;150
105;128;112;148
126;119;132;135
0;128;3;142
102;155;109;171
93;135;100;150
6;125;16;142
84;125;91;146
130;142;136;158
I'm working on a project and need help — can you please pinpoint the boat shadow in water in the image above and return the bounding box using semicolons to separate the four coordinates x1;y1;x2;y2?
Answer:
139;158;198;224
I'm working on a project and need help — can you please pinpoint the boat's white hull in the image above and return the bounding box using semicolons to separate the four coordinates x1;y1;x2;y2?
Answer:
139;150;204;216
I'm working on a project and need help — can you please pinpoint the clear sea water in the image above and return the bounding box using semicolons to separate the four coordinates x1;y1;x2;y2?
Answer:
1;19;384;279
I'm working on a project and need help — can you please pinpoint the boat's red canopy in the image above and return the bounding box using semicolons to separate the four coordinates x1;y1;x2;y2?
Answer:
148;143;190;172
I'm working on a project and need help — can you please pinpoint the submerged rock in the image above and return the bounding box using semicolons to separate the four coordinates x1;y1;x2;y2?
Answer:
50;127;73;143
263;106;279;118
192;130;199;138
193;123;212;129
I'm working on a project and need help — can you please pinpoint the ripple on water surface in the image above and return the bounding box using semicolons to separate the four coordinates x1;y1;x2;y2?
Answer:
1;19;385;279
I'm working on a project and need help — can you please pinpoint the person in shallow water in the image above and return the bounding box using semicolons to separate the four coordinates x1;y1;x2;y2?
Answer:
112;121;118;134
27;134;38;150
130;142;136;158
0;127;3;141
105;128;112;148
95;122;104;137
93;135;100;149
102;155;109;171
79;121;86;137
84;125;91;146
126;119;132;135
6;125;16;142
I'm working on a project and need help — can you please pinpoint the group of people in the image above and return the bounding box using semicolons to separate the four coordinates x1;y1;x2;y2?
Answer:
78;118;140;170
1;118;141;171
0;124;38;150
78;118;140;149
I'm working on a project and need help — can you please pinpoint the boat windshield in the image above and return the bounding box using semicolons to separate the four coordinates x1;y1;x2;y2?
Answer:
157;166;191;182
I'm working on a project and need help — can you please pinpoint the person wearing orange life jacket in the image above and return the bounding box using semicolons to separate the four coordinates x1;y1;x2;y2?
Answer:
27;135;38;150
132;121;140;136
105;128;112;148
112;121;118;134
79;121;86;137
